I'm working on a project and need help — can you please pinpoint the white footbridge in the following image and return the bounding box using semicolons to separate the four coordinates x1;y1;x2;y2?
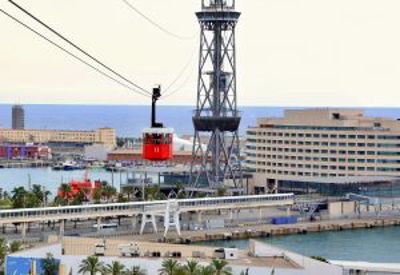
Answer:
0;193;294;237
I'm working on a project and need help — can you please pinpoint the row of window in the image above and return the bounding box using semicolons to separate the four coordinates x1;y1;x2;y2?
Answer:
257;147;377;155
248;130;400;140
259;169;372;176
261;140;380;147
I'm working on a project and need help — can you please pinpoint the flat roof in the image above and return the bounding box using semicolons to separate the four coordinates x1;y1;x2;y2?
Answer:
330;260;400;272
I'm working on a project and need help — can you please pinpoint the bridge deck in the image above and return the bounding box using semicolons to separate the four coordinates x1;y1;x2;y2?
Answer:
0;193;294;224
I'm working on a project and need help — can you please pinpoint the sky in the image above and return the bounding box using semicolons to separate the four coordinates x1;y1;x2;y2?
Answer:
1;0;400;107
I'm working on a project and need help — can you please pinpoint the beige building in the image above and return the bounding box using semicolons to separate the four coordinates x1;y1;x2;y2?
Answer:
246;109;400;194
0;127;116;147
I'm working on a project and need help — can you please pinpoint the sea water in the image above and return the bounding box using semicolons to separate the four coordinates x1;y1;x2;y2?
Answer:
200;226;400;263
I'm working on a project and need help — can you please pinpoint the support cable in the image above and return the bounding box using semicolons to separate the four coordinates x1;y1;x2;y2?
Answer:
8;0;152;96
121;0;193;41
162;65;195;99
0;9;151;98
163;48;196;94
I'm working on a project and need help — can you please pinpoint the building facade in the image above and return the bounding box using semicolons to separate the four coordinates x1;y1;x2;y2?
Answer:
0;143;51;160
245;109;400;194
11;105;25;129
0;127;116;147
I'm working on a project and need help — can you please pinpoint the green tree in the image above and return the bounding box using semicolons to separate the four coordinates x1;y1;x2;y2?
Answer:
93;188;102;204
216;187;227;197
104;261;125;275
158;259;179;275
183;260;199;275
31;184;50;205
58;184;72;204
210;259;232;275
197;266;214;275
124;266;147;275
102;185;117;202
42;253;58;275
11;186;28;208
121;185;135;201
0;238;7;268
25;192;41;208
9;240;22;253
78;256;104;275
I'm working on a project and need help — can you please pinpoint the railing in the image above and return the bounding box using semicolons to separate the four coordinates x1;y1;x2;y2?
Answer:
0;194;294;224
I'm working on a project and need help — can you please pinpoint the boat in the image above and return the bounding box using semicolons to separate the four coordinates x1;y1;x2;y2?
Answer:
58;172;101;200
52;162;63;171
62;160;82;171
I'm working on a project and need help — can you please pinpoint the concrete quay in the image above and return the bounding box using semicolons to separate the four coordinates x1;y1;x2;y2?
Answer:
126;216;400;244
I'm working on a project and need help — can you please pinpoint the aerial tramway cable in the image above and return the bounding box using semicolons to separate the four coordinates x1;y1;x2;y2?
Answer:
7;0;152;97
121;0;193;41
163;48;196;94
0;9;151;98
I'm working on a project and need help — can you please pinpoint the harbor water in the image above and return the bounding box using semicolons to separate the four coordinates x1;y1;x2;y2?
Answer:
0;167;128;195
201;226;400;263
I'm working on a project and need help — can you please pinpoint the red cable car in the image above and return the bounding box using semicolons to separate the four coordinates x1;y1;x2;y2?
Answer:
142;86;174;161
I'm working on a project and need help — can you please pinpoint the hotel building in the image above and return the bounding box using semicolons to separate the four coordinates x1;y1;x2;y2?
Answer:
0;127;116;147
245;109;400;195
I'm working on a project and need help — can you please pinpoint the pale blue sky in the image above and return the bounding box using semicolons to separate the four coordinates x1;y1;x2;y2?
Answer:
1;0;400;106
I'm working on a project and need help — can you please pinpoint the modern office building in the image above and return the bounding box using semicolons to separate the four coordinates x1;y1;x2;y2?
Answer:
245;109;400;195
11;104;25;129
0;127;116;147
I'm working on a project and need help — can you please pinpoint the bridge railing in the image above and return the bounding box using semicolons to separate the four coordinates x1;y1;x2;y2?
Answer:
178;193;294;209
0;193;295;223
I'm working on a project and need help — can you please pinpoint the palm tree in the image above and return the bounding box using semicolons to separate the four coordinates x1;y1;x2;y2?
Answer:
197;266;214;275
125;266;147;275
42;253;58;275
210;259;232;275
58;183;72;204
102;185;117;202
104;261;125;275
11;186;27;208
183;260;199;275
78;256;104;275
9;240;22;253
158;259;179;275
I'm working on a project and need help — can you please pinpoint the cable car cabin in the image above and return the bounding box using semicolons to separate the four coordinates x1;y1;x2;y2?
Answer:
142;128;173;161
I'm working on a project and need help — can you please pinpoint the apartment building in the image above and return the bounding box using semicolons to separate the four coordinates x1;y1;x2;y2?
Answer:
11;105;25;129
0;127;116;147
245;109;400;194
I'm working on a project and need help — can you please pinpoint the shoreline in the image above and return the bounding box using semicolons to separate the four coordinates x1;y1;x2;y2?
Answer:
126;216;400;244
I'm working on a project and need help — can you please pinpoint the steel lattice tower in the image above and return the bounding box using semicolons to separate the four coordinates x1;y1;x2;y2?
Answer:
190;0;242;190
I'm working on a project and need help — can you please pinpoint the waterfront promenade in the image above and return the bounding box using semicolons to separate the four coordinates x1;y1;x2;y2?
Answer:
121;216;400;243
